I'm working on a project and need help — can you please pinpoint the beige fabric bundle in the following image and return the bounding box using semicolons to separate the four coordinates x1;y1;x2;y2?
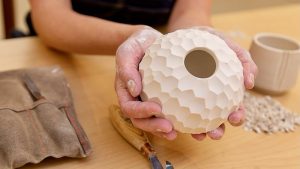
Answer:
0;66;92;169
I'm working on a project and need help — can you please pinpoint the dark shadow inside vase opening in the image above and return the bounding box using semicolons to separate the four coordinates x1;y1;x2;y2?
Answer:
184;49;216;78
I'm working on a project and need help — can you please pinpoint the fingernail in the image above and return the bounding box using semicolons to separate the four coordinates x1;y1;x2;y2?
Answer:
162;134;169;139
209;129;219;135
156;126;171;133
247;73;254;89
162;134;174;140
229;115;241;124
127;80;136;95
209;129;222;139
156;129;163;132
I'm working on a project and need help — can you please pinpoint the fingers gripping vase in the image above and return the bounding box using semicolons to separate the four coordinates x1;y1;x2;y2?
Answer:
139;29;244;134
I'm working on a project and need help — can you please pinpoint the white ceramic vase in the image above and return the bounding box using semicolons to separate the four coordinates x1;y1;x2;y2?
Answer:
139;29;244;134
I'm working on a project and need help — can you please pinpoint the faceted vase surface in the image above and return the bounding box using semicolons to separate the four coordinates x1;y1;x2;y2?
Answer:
139;29;244;134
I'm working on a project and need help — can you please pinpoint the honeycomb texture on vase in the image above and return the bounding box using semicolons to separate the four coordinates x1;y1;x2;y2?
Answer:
139;29;244;134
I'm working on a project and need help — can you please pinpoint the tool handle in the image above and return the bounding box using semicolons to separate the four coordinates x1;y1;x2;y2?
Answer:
109;105;155;156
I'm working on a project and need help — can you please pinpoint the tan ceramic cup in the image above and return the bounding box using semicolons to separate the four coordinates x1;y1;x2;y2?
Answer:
250;33;300;94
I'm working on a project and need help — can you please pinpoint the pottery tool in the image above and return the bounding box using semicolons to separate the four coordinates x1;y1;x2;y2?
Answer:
109;105;174;169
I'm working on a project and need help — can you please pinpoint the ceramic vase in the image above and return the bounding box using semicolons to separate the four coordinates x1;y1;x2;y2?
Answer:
139;29;244;134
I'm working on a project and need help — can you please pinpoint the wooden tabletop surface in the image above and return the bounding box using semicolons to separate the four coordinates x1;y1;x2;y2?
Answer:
0;3;299;169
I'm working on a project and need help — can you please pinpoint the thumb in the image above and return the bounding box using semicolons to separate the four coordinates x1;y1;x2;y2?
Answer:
116;27;162;97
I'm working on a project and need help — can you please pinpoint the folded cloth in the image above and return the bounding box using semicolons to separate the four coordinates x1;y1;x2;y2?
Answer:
0;66;92;169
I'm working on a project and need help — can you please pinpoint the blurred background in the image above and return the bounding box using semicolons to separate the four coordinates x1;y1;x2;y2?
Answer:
0;0;299;39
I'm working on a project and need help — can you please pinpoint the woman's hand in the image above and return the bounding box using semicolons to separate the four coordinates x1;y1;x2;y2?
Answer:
115;26;177;140
115;26;258;141
190;26;258;141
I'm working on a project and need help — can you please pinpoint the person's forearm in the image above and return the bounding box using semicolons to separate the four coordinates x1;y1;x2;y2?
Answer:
30;0;143;55
167;0;212;32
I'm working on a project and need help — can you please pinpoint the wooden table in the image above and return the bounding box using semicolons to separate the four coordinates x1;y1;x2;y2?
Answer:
0;3;299;169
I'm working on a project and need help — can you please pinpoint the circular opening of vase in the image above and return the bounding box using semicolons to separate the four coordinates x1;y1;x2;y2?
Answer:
184;49;216;78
